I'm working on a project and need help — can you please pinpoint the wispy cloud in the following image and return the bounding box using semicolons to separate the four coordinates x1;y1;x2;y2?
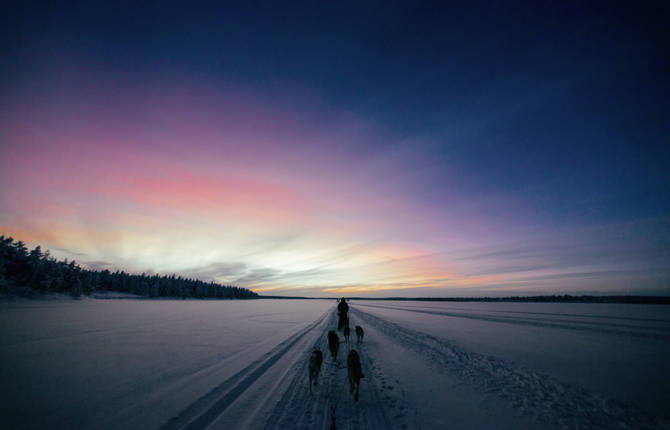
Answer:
2;68;668;296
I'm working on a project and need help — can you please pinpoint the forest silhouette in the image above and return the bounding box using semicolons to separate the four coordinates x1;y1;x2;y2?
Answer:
0;236;258;299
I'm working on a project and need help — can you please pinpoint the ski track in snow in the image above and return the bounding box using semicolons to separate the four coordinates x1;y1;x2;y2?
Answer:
263;310;412;430
355;302;670;340
157;303;670;430
160;307;414;430
159;310;330;430
351;307;670;430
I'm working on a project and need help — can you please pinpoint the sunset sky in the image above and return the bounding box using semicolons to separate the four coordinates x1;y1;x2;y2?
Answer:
1;2;668;296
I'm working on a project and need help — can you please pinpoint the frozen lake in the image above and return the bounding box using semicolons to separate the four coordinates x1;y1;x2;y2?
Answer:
0;299;333;430
1;299;669;429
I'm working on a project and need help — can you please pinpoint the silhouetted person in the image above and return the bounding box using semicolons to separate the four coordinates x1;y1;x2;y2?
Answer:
337;297;349;330
338;297;349;314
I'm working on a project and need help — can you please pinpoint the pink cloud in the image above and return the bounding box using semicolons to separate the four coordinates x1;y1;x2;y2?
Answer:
3;69;578;295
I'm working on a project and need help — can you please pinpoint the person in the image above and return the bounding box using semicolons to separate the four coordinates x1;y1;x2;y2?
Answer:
337;297;349;330
338;297;349;315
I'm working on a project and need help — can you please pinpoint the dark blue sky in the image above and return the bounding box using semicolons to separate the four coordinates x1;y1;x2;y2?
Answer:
5;1;668;222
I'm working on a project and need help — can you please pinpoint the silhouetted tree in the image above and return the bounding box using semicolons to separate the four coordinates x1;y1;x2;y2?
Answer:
0;235;258;300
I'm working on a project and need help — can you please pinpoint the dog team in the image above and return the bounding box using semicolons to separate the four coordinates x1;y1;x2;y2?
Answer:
308;298;365;404
308;298;365;429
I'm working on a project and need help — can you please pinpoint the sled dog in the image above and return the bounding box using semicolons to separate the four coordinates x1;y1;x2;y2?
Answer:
328;330;340;361
355;325;364;344
347;349;364;401
308;348;323;394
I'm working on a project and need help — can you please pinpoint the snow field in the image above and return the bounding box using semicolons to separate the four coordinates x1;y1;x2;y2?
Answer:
2;299;669;429
0;299;333;429
351;305;670;430
353;301;670;417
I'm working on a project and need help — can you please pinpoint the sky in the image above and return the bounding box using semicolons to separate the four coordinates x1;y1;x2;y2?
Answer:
1;2;669;296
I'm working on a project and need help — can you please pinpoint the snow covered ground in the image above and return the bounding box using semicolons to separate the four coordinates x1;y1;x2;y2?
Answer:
1;299;669;429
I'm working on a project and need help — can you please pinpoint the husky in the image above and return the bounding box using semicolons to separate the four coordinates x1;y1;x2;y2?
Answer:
328;330;340;361
338;313;349;331
347;349;364;401
308;348;323;394
343;325;351;344
355;325;364;344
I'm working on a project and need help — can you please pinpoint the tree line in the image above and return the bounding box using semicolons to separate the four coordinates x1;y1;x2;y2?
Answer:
0;235;258;299
344;295;670;304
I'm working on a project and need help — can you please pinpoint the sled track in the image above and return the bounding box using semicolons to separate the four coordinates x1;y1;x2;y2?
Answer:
264;311;396;430
159;309;331;430
397;304;670;324
352;307;670;430
355;303;670;340
160;307;399;430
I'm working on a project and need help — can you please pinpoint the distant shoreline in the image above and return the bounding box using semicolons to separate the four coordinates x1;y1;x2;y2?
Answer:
258;295;670;304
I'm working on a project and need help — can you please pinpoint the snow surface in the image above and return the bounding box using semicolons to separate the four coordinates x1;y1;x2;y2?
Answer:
1;299;669;429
